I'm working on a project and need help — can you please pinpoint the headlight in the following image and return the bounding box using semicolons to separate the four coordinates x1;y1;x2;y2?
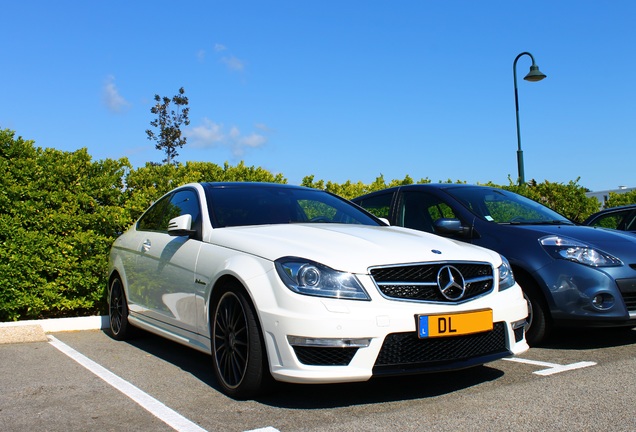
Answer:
539;235;622;267
275;257;370;300
498;255;516;291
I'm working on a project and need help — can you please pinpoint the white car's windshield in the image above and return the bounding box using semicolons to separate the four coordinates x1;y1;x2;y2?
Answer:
446;187;573;225
205;184;382;228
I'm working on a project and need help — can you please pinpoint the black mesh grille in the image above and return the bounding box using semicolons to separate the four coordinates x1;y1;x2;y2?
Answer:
373;322;508;374
370;263;494;302
293;346;358;366
616;278;636;312
623;293;636;312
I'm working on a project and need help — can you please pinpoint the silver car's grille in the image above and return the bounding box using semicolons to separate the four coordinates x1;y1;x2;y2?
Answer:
292;346;358;366
370;262;494;303
373;322;509;374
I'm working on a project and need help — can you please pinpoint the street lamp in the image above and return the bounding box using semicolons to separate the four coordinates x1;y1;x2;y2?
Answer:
513;52;546;185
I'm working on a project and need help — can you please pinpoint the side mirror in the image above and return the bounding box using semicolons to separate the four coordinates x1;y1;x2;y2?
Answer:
168;214;196;237
434;218;474;238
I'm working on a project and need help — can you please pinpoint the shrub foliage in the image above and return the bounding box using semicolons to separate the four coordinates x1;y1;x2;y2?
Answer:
0;128;629;321
0;130;130;320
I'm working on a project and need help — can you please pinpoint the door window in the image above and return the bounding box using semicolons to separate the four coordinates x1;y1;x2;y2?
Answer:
355;192;393;219
398;191;460;233
137;189;202;238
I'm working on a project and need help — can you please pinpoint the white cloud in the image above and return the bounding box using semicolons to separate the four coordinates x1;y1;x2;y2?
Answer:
187;118;268;157
213;43;245;72
254;123;273;132
188;118;224;145
102;75;130;113
221;55;245;72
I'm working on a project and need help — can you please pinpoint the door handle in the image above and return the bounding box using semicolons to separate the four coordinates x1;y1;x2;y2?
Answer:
142;239;151;253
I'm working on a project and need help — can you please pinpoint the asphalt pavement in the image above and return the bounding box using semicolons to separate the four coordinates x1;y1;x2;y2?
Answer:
2;317;635;432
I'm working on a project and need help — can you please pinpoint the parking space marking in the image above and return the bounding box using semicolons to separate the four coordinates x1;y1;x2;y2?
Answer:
245;428;280;432
503;357;597;376
48;335;207;432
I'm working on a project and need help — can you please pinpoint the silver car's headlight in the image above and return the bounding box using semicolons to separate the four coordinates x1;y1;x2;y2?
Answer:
275;257;370;301
540;235;622;267
498;255;516;291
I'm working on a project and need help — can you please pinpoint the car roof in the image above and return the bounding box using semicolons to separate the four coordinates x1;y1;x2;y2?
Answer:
594;204;636;213
583;203;636;224
353;183;490;199
200;182;311;191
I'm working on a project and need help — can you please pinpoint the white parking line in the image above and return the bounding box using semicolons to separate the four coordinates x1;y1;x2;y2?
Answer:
48;335;281;432
503;357;597;376
48;335;207;432
245;429;281;432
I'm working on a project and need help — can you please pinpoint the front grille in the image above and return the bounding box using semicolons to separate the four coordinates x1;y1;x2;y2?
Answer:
616;278;636;312
623;293;636;312
373;322;508;375
370;262;494;303
293;346;358;366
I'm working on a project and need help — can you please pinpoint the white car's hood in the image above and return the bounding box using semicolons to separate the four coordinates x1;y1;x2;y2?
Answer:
208;224;501;273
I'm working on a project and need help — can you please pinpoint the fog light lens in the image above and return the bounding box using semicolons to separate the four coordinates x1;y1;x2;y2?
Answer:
287;336;371;348
591;293;615;310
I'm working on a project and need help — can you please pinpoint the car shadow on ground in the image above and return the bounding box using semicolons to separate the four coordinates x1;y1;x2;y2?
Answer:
539;326;636;350
115;329;505;408
116;329;218;386
256;367;503;409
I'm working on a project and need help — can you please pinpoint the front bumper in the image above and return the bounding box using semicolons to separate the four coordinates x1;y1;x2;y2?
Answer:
533;260;636;325
250;273;529;384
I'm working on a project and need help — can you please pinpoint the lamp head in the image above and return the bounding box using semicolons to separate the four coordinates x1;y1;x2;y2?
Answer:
524;65;547;82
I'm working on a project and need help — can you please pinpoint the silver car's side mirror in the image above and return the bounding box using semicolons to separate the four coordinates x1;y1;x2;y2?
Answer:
168;214;196;237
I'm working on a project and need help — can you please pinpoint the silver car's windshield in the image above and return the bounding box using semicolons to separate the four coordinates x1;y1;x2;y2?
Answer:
445;187;573;225
205;185;382;228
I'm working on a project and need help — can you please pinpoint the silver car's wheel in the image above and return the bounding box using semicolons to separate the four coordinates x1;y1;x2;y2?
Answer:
211;282;271;399
108;276;131;340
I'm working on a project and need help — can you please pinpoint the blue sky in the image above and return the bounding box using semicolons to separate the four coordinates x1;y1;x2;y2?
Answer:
2;1;634;192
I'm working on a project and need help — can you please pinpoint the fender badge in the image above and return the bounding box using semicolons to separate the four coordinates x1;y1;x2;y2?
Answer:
431;249;442;254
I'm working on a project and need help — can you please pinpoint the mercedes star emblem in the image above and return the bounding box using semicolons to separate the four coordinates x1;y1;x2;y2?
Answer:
437;265;467;300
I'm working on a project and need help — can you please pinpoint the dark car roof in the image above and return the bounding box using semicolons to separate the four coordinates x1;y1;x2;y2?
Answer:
583;204;636;222
354;183;493;199
585;204;636;215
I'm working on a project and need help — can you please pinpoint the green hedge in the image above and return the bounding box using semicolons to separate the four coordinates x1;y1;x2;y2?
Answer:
0;128;621;321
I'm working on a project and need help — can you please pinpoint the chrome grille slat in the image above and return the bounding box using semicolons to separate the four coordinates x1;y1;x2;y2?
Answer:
370;262;494;303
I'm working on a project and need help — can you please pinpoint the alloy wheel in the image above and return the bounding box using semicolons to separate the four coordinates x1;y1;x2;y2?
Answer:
213;292;250;389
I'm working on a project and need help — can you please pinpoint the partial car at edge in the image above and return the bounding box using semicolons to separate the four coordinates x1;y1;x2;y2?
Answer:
582;204;636;233
352;184;636;346
108;182;528;399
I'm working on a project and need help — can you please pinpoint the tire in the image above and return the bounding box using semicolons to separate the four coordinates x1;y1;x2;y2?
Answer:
519;278;551;346
108;276;132;341
211;282;272;399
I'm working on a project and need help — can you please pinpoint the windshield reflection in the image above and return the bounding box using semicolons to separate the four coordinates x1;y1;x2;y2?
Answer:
445;187;573;225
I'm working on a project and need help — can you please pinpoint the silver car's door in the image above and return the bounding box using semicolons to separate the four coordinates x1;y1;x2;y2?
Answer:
132;188;204;334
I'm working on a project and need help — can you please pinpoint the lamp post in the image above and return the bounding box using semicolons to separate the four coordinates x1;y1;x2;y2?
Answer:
513;52;546;185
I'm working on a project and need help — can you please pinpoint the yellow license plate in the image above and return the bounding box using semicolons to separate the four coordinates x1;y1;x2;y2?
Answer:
417;309;493;338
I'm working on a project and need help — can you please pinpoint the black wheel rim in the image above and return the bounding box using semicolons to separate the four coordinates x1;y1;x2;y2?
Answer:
109;279;124;335
213;292;249;389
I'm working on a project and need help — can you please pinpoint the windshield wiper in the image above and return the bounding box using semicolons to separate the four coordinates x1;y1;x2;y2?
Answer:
507;220;572;225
